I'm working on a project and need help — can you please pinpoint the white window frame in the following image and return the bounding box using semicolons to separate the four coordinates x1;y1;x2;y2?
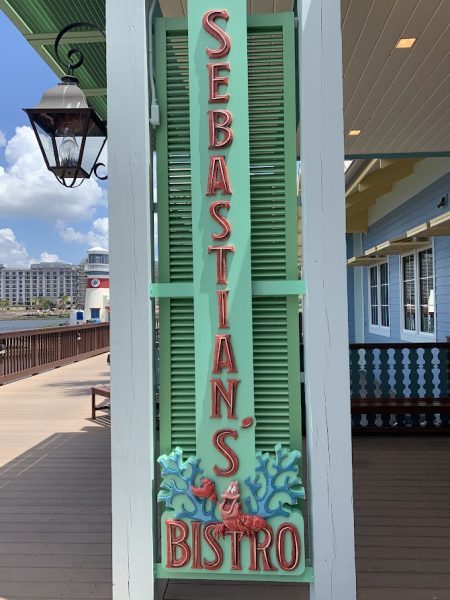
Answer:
400;242;436;342
368;260;390;337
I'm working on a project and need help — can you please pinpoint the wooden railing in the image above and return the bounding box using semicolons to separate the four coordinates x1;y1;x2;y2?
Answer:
350;342;450;432
0;323;110;385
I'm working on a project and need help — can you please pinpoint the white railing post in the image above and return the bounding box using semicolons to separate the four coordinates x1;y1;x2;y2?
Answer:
298;0;357;598
106;0;154;597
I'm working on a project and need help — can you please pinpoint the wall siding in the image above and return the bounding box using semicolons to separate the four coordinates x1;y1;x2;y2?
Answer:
347;170;450;343
346;234;355;343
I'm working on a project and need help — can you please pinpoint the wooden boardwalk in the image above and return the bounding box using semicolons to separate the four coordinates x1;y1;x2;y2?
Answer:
1;357;450;599
0;355;111;600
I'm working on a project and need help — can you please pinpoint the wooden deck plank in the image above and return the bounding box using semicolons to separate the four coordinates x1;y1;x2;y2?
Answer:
0;355;112;599
1;357;450;598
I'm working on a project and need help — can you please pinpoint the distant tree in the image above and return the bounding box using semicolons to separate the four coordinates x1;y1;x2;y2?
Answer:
0;298;9;310
58;295;72;309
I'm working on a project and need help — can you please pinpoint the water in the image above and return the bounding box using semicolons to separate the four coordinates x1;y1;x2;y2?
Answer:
0;318;66;333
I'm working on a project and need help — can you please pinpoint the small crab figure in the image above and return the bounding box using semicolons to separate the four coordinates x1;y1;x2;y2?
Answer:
192;479;269;538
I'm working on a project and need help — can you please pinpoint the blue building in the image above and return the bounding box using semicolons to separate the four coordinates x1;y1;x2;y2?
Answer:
346;158;450;344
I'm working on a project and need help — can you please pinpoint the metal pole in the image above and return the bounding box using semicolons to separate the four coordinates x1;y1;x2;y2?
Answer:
298;0;357;598
106;0;155;597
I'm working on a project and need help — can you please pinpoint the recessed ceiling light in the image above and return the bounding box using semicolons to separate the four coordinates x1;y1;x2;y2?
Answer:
349;130;361;136
396;37;417;49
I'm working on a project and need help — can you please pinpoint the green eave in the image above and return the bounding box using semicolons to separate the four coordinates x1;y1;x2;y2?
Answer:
0;0;107;120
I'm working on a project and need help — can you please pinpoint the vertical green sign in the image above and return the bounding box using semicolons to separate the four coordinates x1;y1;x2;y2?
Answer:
189;0;256;494
156;6;307;580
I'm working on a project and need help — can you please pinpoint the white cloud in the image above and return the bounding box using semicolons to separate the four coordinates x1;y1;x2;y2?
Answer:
57;217;109;249
39;251;61;263
0;228;31;268
0;126;107;221
0;131;6;147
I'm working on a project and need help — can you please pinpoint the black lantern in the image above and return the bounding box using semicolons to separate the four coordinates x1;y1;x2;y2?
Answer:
23;23;107;188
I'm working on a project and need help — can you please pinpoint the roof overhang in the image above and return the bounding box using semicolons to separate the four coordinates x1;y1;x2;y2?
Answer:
1;0;449;156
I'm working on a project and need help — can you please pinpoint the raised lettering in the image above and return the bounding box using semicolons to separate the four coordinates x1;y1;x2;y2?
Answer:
216;289;229;328
166;520;190;568
276;524;301;571
209;201;231;240
213;429;239;476
249;527;277;572
212;333;237;373
202;10;231;58
208;110;233;149
203;523;224;570
208;245;234;285
207;155;232;195
211;378;239;418
208;63;230;104
191;521;202;569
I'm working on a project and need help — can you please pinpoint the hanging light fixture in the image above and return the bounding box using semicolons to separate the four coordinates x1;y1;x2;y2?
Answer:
24;22;107;188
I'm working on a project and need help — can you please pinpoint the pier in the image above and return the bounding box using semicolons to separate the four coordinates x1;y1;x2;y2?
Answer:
0;354;449;598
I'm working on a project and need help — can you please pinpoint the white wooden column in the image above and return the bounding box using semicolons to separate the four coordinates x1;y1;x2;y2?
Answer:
298;1;357;598
106;1;155;598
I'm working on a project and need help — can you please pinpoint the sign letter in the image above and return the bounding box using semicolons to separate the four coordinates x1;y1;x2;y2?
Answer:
202;10;230;58
207;155;232;195
208;63;230;104
211;378;239;418
213;429;239;476
212;333;237;373
208;110;233;149
166;520;191;568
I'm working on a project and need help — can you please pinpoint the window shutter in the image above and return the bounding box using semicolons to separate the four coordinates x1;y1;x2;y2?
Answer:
156;14;301;456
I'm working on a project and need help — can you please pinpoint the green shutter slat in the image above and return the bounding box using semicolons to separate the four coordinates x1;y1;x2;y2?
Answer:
157;16;300;456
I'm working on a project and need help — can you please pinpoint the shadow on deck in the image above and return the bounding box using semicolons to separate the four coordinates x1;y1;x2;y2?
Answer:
0;355;449;599
0;428;111;599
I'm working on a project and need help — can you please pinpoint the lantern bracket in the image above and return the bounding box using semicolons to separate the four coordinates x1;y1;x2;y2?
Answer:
54;22;106;77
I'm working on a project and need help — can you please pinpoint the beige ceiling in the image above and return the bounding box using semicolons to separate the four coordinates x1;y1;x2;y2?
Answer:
158;0;294;17
160;0;450;157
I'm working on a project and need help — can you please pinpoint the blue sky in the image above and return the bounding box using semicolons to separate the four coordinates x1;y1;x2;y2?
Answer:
0;11;108;268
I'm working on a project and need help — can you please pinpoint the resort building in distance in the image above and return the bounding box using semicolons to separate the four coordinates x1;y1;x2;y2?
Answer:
0;260;87;308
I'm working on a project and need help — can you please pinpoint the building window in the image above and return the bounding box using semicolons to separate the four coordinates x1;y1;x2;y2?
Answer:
368;262;389;333
401;247;435;337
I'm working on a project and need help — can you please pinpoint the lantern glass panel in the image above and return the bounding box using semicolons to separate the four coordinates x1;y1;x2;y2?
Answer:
34;122;57;168
81;133;106;175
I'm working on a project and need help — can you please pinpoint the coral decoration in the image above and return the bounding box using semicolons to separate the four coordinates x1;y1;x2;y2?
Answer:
158;447;219;523
158;444;305;525
244;444;305;519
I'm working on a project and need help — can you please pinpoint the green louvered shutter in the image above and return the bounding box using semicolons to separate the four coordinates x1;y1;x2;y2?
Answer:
156;29;196;455
156;14;301;455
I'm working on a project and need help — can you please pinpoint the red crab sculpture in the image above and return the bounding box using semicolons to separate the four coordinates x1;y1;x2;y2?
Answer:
192;478;269;538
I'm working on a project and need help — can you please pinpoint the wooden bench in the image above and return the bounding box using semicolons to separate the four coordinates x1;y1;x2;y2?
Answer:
351;397;450;433
91;385;110;420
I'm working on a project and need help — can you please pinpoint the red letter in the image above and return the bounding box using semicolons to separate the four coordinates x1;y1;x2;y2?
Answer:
213;429;239;476
217;289;229;328
276;524;301;571
209;201;231;240
211;378;239;418
249;528;277;571
208;246;234;285
166;520;190;568
202;10;230;58
191;521;202;569
212;334;237;373
203;524;224;570
208;63;230;103
228;531;242;570
207;155;232;195
208;110;233;149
